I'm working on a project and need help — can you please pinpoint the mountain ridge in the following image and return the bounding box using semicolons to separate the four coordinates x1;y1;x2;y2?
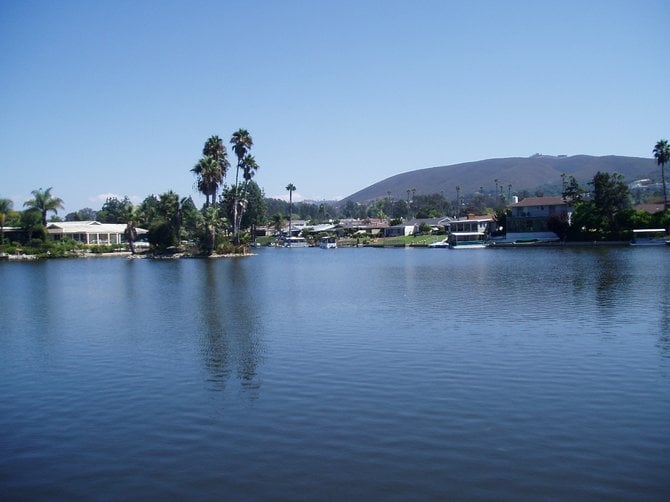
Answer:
341;155;657;203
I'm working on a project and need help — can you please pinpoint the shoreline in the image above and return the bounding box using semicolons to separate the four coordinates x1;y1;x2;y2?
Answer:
0;240;656;261
0;251;256;261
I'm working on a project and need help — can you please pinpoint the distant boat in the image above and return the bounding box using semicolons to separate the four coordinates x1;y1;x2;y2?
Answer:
448;232;488;249
283;236;308;248
630;228;668;246
319;236;337;249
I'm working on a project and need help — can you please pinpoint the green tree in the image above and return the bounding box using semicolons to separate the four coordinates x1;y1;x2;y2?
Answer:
561;175;586;203
653;139;669;209
570;171;631;239
135;195;160;229
148;221;178;253
271;213;285;234
65;207;97;221
23;187;64;226
179;196;201;240
97;196;133;223
0;198;13;245
20;209;46;243
241;180;266;238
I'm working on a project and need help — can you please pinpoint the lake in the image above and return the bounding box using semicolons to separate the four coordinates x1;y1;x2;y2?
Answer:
1;246;669;500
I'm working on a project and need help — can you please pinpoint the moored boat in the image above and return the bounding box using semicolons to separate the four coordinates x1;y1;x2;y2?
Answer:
448;232;488;249
319;236;337;249
630;228;668;246
283;236;308;248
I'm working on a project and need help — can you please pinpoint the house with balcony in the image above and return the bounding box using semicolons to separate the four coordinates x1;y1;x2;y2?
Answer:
504;196;570;242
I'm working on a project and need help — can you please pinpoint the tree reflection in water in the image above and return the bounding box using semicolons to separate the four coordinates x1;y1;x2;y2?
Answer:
198;259;262;398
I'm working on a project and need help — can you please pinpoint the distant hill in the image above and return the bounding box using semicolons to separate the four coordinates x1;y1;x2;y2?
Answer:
341;155;658;203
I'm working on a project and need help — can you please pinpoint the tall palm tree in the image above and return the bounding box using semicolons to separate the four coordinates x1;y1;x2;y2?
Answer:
237;154;261;229
23;187;64;225
230;129;253;241
653;139;670;209
230;129;253;184
286;183;296;240
0;197;13;245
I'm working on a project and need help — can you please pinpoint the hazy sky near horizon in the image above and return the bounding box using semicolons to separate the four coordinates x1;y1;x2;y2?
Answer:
1;0;669;212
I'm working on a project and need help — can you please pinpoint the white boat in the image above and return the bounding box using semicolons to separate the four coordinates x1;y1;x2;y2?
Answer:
319;236;337;249
630;228;668;246
283;236;308;248
428;238;449;248
448;232;488;249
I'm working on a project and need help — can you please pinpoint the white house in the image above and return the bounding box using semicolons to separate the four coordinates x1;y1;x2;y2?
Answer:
383;223;417;237
47;221;147;245
446;215;494;234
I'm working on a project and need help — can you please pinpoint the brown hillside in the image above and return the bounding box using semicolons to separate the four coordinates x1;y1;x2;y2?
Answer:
342;155;657;203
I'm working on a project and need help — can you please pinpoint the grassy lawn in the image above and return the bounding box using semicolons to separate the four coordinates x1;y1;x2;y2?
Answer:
361;234;446;247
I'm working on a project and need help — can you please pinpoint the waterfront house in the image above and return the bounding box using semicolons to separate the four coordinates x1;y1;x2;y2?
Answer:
446;215;494;234
383;223;417;237
46;221;147;245
505;196;570;241
339;218;388;238
382;217;450;238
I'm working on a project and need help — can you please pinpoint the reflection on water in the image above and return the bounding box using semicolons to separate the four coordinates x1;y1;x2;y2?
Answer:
0;247;669;499
198;259;262;396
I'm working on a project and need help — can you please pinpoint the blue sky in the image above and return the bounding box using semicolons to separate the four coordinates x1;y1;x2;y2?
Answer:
1;0;669;212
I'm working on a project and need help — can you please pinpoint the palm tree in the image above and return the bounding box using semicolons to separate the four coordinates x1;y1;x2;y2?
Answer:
230;129;253;178
200;206;220;255
0;197;13;245
192;136;229;208
192;156;222;207
653;139;670;209
203;135;227;165
455;185;461;218
230;129;253;241
236;154;260;229
286;183;296;240
242;154;259;184
23;187;64;225
203;135;229;204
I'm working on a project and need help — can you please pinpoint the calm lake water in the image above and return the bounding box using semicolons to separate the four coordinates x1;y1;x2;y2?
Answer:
1;246;669;500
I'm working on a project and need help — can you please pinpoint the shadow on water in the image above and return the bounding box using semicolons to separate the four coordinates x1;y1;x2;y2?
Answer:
594;249;632;311
198;259;263;397
567;248;633;324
